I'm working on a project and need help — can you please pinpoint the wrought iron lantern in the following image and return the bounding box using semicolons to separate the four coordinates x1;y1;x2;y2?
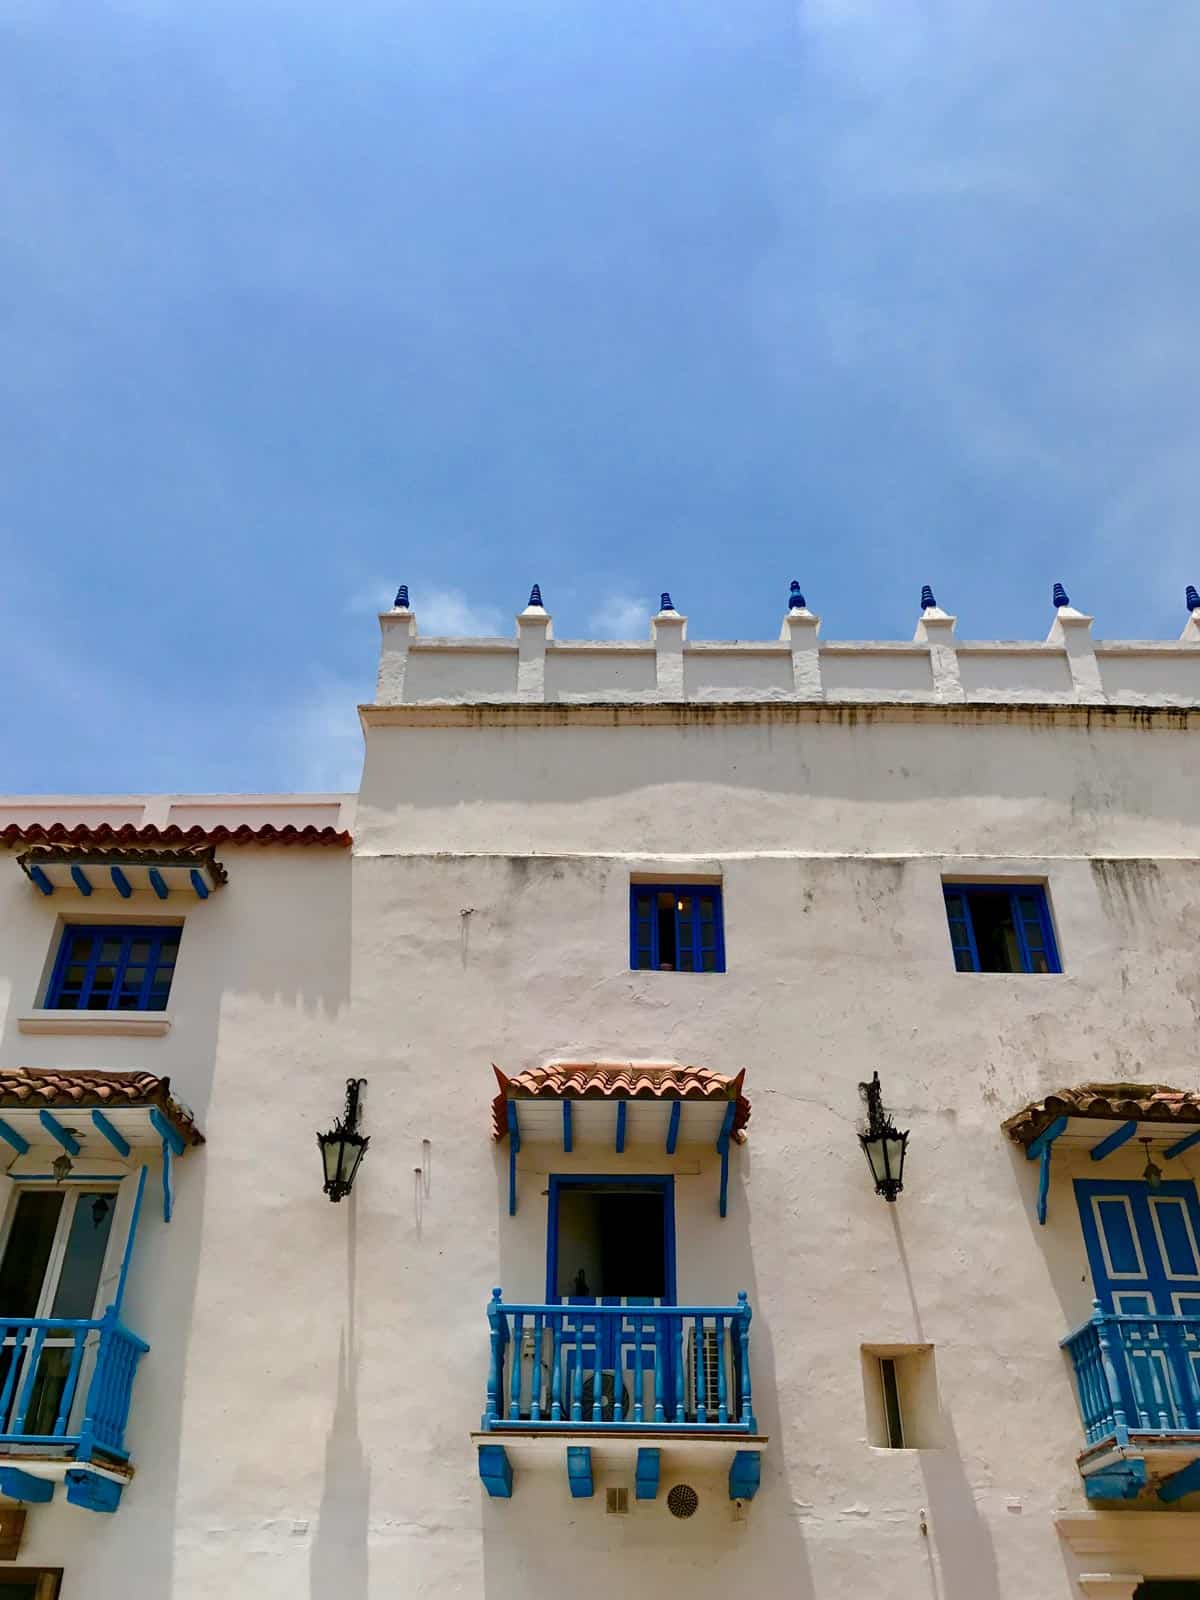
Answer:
858;1071;909;1202
318;1078;369;1203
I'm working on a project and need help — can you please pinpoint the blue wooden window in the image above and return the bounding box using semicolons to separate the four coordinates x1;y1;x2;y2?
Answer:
943;885;1060;973
46;925;182;1011
630;885;724;973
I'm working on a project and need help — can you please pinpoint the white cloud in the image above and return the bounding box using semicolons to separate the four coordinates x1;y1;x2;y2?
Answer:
344;578;396;616
417;589;504;637
279;675;364;793
344;580;504;636
586;594;649;639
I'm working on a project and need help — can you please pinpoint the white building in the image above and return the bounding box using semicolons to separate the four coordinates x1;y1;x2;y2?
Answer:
2;581;1200;1598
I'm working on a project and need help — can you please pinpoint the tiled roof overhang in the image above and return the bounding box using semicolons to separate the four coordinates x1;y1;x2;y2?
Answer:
18;841;229;886
1;821;351;849
1003;1083;1200;1148
491;1062;750;1142
0;1067;204;1147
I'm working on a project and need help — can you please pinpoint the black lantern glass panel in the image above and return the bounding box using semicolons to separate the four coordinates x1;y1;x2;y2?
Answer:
858;1071;909;1202
318;1078;369;1202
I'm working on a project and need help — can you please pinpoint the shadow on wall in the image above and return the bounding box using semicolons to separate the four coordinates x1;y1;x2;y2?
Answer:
481;1149;817;1600
890;1211;1002;1600
311;1196;369;1600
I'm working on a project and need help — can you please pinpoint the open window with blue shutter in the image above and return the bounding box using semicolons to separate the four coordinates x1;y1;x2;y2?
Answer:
630;884;725;973
943;883;1060;973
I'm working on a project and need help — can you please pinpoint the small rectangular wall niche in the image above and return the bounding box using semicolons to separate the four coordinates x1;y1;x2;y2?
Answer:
860;1344;941;1450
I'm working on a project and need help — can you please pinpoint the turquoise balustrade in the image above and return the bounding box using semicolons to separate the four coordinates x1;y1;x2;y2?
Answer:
0;1308;148;1462
1062;1304;1200;1446
482;1290;756;1433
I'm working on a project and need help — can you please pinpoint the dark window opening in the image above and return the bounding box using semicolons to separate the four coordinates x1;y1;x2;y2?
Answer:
0;1194;65;1319
879;1357;904;1448
1135;1586;1200;1599
555;1186;667;1301
943;885;1059;974
46;924;181;1011
631;885;724;973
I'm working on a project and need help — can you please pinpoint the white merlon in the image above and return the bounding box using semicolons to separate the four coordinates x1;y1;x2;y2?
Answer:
376;602;418;703
652;599;686;698
1182;604;1200;644
780;605;822;698
516;596;552;701
913;604;963;701
1047;602;1104;701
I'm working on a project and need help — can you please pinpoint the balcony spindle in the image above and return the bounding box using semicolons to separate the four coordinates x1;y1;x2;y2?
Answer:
509;1311;524;1422
484;1288;505;1428
652;1317;665;1423
571;1316;584;1423
591;1324;603;1424
716;1314;728;1424
529;1314;543;1422
12;1327;46;1435
694;1316;706;1424
738;1291;754;1429
550;1315;563;1422
1094;1305;1129;1440
674;1316;685;1423
53;1328;88;1436
633;1309;644;1423
612;1310;625;1423
0;1327;18;1432
1144;1321;1173;1430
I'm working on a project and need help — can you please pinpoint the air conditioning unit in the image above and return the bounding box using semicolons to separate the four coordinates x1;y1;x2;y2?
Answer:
685;1324;739;1422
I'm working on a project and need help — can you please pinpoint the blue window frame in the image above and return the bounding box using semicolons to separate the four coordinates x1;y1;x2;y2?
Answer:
630;884;725;973
943;884;1060;973
46;925;182;1012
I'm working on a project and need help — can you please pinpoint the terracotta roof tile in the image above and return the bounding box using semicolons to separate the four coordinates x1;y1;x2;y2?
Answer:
1002;1082;1200;1148
1;821;350;850
0;1067;203;1146
491;1061;750;1141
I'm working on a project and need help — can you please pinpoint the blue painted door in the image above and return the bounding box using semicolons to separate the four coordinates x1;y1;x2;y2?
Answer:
1075;1179;1200;1314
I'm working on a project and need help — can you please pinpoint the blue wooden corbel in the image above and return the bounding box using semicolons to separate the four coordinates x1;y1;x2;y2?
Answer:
65;1469;123;1513
1083;1458;1146;1501
506;1102;520;1217
716;1102;736;1218
567;1447;593;1498
729;1451;761;1500
149;1108;185;1223
1159;1456;1200;1503
477;1444;513;1498
635;1448;660;1500
1025;1116;1068;1225
0;1467;54;1502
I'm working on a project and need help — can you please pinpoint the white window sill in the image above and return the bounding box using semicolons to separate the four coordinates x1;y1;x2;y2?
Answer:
17;1012;172;1038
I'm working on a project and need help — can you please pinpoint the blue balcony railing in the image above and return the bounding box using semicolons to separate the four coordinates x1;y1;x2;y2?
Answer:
0;1308;149;1463
481;1290;757;1432
1062;1307;1200;1445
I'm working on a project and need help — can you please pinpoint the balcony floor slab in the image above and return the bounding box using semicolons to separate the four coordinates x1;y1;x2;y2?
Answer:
471;1429;766;1474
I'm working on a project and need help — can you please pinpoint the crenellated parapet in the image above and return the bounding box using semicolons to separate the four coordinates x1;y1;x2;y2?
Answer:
372;581;1200;709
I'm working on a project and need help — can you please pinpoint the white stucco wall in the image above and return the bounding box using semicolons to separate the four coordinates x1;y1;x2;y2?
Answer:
1;697;1199;1596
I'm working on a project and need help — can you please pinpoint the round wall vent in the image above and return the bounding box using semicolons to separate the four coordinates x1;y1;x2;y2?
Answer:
666;1483;699;1519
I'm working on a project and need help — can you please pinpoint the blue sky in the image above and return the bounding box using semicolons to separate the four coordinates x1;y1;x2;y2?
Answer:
2;0;1199;793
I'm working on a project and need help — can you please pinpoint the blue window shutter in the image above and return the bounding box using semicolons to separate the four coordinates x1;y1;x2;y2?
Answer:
629;886;725;974
1013;889;1060;974
47;925;182;1011
943;890;978;971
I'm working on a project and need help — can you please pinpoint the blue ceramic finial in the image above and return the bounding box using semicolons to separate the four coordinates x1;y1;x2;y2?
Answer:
1053;582;1071;608
789;580;806;610
660;592;674;611
921;585;936;610
528;584;543;608
394;584;410;609
1188;585;1200;612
